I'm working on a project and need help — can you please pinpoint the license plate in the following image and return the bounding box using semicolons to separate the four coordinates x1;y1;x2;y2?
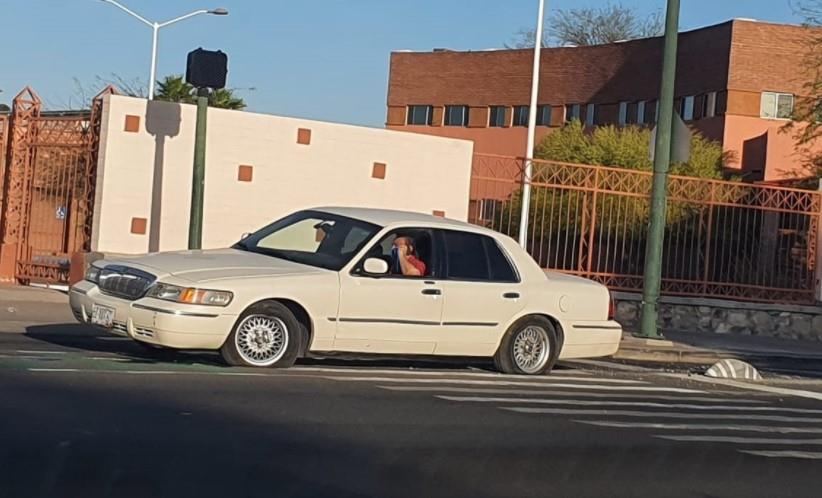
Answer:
91;304;115;328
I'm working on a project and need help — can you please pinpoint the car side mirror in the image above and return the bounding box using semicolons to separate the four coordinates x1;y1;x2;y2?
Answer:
363;257;389;276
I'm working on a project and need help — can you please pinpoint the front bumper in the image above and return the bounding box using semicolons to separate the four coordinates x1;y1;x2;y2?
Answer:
69;280;238;350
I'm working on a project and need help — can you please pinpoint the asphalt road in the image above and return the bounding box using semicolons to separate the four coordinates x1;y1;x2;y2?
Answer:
3;317;822;497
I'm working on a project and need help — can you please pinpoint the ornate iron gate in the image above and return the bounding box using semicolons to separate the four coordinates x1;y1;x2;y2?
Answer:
0;87;110;284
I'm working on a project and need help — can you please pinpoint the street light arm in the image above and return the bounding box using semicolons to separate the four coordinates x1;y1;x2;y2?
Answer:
100;0;153;27
158;10;210;28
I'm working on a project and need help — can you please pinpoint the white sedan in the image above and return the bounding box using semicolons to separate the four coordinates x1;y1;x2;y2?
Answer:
69;207;621;375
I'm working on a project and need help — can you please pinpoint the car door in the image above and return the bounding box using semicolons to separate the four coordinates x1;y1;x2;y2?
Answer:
335;228;443;354
434;229;526;356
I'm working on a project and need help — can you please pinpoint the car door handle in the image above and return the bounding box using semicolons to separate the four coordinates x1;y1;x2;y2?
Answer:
503;292;520;299
421;289;442;296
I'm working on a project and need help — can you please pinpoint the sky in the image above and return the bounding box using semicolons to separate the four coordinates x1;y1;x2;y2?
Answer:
0;0;806;127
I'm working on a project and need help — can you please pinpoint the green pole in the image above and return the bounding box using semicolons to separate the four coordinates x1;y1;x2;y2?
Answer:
188;87;208;250
638;0;680;339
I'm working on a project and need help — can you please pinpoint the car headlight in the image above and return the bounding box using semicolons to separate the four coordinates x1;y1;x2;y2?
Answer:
147;283;233;307
85;265;102;284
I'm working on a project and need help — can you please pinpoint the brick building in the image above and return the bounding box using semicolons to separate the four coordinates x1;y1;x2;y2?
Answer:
386;19;820;182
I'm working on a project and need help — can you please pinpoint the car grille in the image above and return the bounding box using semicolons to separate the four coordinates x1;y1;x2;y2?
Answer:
98;265;156;301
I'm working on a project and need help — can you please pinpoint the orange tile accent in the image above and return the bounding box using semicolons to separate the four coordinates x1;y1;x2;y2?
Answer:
130;217;147;235
238;165;253;182
297;128;311;145
124;115;140;133
372;162;387;179
432;210;445;217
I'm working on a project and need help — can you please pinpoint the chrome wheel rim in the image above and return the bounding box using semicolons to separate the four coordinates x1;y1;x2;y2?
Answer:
235;315;289;366
513;325;550;374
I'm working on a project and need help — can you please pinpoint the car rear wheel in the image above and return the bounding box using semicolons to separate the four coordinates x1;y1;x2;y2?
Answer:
494;316;558;375
220;301;302;368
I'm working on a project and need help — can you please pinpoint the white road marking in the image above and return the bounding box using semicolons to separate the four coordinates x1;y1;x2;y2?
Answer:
16;350;66;355
28;368;80;372
438;396;822;414
664;374;822;402
321;376;709;392
502;407;822;424
577;420;822;434
87;357;131;362
293;366;593;379
657;435;822;445
739;450;822;459
377;386;767;403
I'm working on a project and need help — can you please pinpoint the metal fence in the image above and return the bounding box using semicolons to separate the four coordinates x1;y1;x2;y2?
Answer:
469;153;820;304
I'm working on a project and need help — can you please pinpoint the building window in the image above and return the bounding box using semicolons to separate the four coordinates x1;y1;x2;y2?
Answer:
618;102;628;126
513;106;529;126
444;105;469;126
585;104;597;126
536;105;552;126
761;92;794;119
702;92;717;119
566;104;581;122
489;106;506;127
679;96;695;121
407;105;432;125
637;101;647;124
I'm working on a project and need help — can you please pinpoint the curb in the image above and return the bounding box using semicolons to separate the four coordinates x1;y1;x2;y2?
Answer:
614;344;822;366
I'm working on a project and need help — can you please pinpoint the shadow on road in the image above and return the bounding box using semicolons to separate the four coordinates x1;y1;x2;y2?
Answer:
22;322;530;373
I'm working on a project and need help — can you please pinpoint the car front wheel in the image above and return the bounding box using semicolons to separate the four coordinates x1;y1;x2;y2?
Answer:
494;316;558;375
220;302;302;368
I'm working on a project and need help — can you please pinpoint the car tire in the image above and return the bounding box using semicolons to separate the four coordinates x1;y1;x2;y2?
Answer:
494;316;558;375
220;301;302;368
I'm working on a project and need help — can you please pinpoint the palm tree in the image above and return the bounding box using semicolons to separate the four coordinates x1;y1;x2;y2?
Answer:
155;75;246;110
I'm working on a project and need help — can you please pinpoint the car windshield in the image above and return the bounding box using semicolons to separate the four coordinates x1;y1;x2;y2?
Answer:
233;210;381;271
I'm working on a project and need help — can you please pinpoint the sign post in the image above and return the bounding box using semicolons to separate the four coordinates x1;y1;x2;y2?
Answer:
638;0;681;340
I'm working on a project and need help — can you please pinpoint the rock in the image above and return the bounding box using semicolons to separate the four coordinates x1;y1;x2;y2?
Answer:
616;301;638;322
697;306;712;316
714;322;733;334
812;315;822;339
752;312;775;335
793;315;812;338
727;311;751;328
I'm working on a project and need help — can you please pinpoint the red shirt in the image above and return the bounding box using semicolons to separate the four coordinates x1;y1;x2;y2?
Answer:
406;255;427;276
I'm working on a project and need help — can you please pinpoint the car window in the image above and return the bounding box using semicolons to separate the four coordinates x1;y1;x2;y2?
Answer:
360;229;436;278
442;230;518;282
442;230;489;280
484;237;518;282
237;210;380;271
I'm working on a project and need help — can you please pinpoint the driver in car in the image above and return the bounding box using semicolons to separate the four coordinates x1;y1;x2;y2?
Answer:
392;235;426;277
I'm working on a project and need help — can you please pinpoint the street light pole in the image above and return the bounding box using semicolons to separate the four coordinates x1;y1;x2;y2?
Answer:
638;0;681;339
99;1;228;100
518;0;546;249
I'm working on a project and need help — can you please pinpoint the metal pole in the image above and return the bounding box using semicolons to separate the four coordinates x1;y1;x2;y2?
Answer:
638;0;680;339
188;88;208;249
518;0;545;248
148;23;159;100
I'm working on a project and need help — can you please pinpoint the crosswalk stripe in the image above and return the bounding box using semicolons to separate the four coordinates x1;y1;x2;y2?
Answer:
17;350;66;355
294;366;592;377
739;450;822;459
502;407;822;424
656;435;822;445
438;396;822;414
577;420;822;434
377;386;767;404
316;374;648;386
322;376;706;392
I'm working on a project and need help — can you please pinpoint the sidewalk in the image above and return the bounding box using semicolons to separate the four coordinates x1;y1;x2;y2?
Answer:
615;329;822;365
0;285;72;333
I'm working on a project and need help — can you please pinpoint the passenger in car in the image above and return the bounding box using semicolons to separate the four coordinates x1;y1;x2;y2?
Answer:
392;235;427;277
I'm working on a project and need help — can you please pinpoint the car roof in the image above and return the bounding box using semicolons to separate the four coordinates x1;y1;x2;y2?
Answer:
311;206;484;231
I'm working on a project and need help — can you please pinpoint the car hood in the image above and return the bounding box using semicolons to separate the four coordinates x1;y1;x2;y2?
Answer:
102;248;325;284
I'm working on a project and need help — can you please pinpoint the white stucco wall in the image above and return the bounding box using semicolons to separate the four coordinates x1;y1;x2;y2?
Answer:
92;95;473;254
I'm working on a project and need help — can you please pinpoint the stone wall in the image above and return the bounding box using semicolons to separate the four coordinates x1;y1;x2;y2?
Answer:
614;292;822;341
